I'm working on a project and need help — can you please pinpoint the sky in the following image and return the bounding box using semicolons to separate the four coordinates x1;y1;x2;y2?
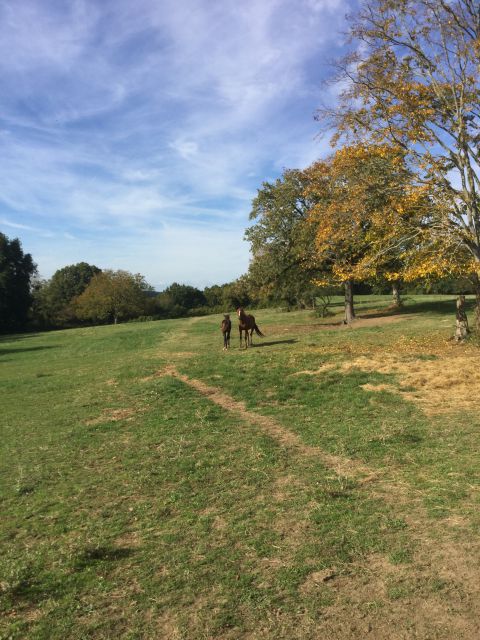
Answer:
0;0;353;290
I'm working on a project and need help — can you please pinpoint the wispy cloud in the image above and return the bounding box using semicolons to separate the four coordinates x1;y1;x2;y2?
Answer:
0;0;351;285
0;217;38;232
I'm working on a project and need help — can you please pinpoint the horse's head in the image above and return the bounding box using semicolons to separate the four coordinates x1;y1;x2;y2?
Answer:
237;308;243;317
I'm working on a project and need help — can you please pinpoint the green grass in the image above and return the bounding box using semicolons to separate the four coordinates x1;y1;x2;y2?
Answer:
1;296;480;639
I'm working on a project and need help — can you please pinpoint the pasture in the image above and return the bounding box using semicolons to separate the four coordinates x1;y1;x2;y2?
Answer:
1;295;480;639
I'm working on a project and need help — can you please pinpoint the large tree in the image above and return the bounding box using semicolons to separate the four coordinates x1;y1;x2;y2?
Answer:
305;143;426;322
245;169;320;308
0;233;36;333
320;0;480;321
74;270;150;325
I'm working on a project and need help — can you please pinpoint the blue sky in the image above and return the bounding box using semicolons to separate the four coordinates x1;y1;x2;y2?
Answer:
0;0;352;290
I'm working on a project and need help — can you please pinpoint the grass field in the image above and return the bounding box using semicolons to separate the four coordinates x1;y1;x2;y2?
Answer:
2;295;480;639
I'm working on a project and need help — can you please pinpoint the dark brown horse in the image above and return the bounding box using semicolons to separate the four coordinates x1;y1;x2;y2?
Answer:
221;314;231;350
237;308;264;348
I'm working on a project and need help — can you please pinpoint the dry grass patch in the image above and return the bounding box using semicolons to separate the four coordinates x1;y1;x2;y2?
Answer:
155;610;182;640
85;407;137;425
271;474;304;502
274;312;414;337
299;567;337;594
301;331;456;361
343;351;480;415
309;549;480;640
114;530;142;548
291;363;337;376
361;383;398;393
293;336;480;415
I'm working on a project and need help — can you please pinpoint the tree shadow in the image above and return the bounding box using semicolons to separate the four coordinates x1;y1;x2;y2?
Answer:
0;345;59;358
357;298;467;319
402;298;465;315
357;310;403;319
252;339;298;348
0;332;42;343
309;320;345;329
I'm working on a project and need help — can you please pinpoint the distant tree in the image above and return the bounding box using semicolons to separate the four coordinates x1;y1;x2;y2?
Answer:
203;284;225;308
0;233;37;333
48;262;101;305
155;283;207;317
74;270;150;325
34;262;101;326
221;276;252;310
163;283;206;309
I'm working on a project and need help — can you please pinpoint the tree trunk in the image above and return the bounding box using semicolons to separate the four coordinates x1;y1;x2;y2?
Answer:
454;295;469;342
472;273;480;333
391;281;402;308
344;280;355;324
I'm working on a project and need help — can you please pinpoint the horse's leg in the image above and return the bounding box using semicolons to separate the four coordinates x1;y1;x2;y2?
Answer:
239;327;243;348
227;331;231;349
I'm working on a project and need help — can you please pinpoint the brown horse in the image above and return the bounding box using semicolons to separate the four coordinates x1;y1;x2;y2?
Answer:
237;308;264;348
221;314;231;350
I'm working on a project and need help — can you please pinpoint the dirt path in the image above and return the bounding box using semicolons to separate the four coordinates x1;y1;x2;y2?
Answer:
163;364;376;482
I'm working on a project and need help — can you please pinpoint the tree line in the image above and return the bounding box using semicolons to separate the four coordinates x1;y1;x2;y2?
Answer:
0;238;257;332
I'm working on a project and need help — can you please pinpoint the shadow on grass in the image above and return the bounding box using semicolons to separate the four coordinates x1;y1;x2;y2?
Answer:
4;546;135;606
74;545;135;570
311;321;344;329
355;298;465;319
357;310;403;319
402;298;462;315
0;345;59;358
252;339;298;348
0;332;42;343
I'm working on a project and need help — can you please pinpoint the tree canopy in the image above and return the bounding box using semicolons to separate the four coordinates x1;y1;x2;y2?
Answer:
0;233;36;333
245;169;320;308
320;0;480;316
35;262;101;326
75;270;151;325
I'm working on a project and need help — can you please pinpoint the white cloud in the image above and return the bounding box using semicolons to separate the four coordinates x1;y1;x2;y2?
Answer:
0;218;38;232
169;139;199;160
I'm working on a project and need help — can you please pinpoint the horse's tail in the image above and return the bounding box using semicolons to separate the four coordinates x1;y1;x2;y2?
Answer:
254;323;264;337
